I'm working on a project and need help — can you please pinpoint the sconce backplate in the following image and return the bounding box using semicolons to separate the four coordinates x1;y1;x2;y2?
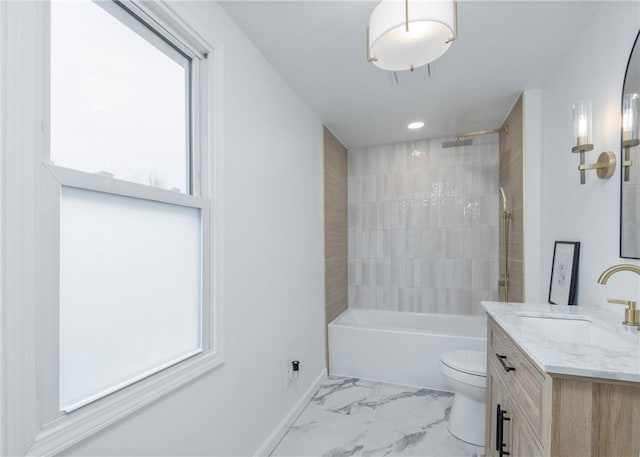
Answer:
596;151;616;179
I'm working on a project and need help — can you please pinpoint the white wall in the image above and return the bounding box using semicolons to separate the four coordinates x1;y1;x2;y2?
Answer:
537;2;640;306
64;1;326;455
523;89;543;303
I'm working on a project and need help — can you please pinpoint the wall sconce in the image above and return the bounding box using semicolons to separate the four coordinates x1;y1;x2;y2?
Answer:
571;100;616;184
622;93;639;182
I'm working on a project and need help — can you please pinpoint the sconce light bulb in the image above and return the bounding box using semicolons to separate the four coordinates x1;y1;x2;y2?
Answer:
578;115;587;136
573;100;592;147
622;93;640;141
623;109;634;139
577;115;589;144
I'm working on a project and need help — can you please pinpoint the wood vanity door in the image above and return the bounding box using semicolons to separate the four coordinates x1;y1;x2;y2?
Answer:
486;358;513;457
512;411;545;457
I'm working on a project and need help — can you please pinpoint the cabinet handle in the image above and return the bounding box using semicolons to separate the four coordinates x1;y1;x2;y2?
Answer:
496;404;511;456
495;404;501;452
495;353;516;372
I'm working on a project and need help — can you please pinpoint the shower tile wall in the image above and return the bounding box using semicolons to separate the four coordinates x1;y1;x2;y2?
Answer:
348;136;499;315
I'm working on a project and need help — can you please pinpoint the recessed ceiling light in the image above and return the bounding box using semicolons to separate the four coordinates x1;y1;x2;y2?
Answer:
408;121;424;130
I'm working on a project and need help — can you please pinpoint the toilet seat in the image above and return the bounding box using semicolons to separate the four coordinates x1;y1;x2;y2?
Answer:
441;350;486;376
441;361;486;389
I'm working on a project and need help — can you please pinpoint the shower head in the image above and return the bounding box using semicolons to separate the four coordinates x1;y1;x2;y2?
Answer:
442;127;505;149
442;138;473;149
500;187;507;213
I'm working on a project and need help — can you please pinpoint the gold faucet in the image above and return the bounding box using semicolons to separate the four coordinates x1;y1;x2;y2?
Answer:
597;264;640;326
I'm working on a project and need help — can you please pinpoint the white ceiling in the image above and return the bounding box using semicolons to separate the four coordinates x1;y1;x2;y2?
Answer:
219;1;600;149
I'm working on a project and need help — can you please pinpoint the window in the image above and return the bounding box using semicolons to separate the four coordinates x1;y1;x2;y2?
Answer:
0;1;223;454
50;0;192;193
59;187;203;411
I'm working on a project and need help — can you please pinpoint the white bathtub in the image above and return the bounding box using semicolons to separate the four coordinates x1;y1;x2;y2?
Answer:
328;308;487;390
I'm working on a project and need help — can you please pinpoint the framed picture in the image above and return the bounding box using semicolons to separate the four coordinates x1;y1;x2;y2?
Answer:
548;241;580;306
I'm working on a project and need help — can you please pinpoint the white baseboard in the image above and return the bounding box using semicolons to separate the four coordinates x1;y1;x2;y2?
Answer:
253;368;327;457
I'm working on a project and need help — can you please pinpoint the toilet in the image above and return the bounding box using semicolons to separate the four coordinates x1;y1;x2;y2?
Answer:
440;350;487;446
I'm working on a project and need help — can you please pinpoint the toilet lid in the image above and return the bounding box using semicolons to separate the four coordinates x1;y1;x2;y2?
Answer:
441;350;487;376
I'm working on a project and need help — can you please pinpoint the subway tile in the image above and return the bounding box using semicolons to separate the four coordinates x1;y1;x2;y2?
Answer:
375;230;383;258
445;259;455;288
362;260;370;286
368;176;377;202
375;202;384;229
471;259;481;290
362;176;371;203
383;259;391;287
348;258;361;286
405;260;414;288
404;230;414;259
480;226;491;259
382;287;391;309
490;226;499;259
348;286;355;307
420;259;430;287
369;259;377;285
453;259;463;289
436;289;448;313
463;260;472;287
413;258;422;288
348;204;360;230
390;287;399;310
470;227;482;258
347;137;499;314
412;230;423;258
361;287;370;308
352;286;362;307
361;231;369;258
368;230;377;257
376;286;384;310
436;228;447;258
362;204;371;230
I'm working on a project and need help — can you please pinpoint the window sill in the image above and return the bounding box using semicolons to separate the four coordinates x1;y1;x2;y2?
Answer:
27;351;224;457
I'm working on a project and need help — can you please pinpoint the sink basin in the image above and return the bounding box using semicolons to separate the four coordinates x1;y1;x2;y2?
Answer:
517;315;632;350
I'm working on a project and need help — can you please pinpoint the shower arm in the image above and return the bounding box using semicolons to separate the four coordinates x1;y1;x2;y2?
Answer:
498;187;512;302
453;127;507;141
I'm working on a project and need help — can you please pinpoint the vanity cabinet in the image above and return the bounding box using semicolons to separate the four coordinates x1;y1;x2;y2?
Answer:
485;316;640;457
485;318;545;457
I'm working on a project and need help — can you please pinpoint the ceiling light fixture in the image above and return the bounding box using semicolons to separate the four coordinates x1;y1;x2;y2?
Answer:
367;0;457;72
408;121;425;129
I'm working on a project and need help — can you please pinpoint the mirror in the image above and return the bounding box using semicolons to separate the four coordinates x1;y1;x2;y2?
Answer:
621;30;640;259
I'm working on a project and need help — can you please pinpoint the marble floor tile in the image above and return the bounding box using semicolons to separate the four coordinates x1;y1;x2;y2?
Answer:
271;377;482;457
271;378;383;457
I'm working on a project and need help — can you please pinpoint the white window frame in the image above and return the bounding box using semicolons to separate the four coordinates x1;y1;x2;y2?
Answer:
0;2;226;455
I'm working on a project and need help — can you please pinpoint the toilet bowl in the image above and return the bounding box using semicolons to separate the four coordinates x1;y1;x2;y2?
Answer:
440;350;486;446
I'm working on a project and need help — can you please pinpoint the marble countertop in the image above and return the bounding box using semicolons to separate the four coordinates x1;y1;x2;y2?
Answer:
481;301;640;383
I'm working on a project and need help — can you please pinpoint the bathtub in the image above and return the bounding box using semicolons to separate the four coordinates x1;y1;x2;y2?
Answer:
328;308;487;390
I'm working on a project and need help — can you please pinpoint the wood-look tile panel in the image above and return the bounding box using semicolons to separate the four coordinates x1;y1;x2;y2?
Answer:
499;94;524;303
324;126;348;261
323;127;348;366
326;297;347;325
509;260;524;303
325;257;347;306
